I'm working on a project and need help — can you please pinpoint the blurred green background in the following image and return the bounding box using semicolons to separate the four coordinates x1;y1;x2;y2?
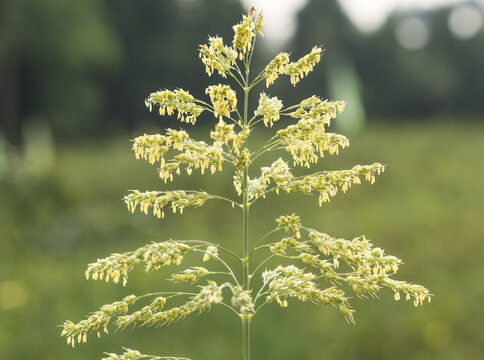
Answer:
1;0;483;359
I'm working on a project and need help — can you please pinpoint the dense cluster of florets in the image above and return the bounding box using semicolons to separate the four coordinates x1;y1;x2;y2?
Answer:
254;93;283;127
206;84;238;119
262;52;290;87
84;241;191;286
199;36;237;78
284;46;322;86
266;217;432;310
124;190;212;218
146;89;205;125
61;295;137;347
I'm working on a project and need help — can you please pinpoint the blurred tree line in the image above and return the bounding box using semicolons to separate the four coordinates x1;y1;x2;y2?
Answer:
0;0;243;145
1;0;483;145
289;0;484;120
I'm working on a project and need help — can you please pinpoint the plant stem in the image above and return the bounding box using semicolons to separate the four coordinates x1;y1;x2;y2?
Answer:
242;317;251;360
242;161;251;360
242;182;249;290
242;63;251;360
242;83;250;292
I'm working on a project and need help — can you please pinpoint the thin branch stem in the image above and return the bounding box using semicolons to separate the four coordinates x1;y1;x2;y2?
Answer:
280;103;301;112
247;37;257;72
209;271;234;277
248;72;265;90
208;194;240;208
248;117;266;127
249;67;264;87
247;114;259;126
190;249;240;286
135;354;192;360
249;228;281;258
253;271;279;304
224;115;244;128
228;70;246;90
235;108;244;124
248;254;275;287
251;135;281;158
251;145;285;163
233;61;245;81
134;292;197;302
181;240;242;262
219;301;241;316
192;99;214;109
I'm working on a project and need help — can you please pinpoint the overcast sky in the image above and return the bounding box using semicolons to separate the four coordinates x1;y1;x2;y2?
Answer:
241;0;483;46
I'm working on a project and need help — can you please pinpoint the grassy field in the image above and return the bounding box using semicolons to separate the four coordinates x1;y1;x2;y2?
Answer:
0;122;483;360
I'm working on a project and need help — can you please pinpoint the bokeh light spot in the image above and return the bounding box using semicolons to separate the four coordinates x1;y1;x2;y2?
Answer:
396;17;430;50
448;5;483;40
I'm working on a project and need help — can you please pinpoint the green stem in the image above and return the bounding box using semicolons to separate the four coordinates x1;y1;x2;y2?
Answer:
242;184;249;289
241;59;251;360
242;317;251;360
242;62;251;292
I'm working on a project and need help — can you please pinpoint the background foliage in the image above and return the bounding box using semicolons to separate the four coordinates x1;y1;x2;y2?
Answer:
0;0;483;359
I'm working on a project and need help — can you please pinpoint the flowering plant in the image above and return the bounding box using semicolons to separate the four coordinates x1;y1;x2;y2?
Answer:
61;8;431;360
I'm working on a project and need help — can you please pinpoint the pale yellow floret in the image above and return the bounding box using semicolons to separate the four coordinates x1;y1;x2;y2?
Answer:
146;89;205;125
284;46;322;86
203;246;218;262
206;84;237;119
255;93;283;127
263;52;290;87
232;7;257;55
199;37;237;77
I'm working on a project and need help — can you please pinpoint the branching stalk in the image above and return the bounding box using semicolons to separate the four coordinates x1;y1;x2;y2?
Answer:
63;8;431;360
